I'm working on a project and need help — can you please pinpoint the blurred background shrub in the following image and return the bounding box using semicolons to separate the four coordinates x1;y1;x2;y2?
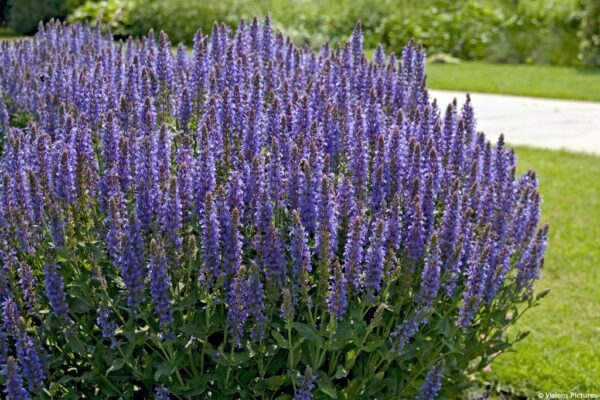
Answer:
0;0;8;26
3;0;84;34
2;0;599;67
382;0;504;61
579;0;600;66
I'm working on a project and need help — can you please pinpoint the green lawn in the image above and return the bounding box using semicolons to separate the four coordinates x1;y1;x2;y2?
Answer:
485;147;600;396
427;61;600;102
0;27;26;41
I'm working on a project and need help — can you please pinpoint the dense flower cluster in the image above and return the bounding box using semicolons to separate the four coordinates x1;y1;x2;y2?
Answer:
0;19;547;399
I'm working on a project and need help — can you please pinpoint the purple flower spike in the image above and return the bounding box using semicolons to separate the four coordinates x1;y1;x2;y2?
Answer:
15;334;45;394
327;260;347;321
228;265;249;347
391;314;422;354
419;233;441;311
294;366;317;400
18;262;37;312
148;239;173;327
4;356;30;400
343;214;366;292
119;211;146;309
155;385;170;400
291;210;312;285
365;218;387;297
247;261;266;339
223;207;243;280
415;361;445;400
316;174;337;264
457;238;492;329
160;176;183;253
43;259;70;322
201;191;221;283
2;296;21;335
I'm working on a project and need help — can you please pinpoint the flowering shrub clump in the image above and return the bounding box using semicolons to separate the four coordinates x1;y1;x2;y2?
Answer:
0;19;549;399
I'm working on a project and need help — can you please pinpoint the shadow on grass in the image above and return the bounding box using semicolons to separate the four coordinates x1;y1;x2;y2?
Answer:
464;380;536;400
576;67;600;76
0;26;30;41
0;26;19;37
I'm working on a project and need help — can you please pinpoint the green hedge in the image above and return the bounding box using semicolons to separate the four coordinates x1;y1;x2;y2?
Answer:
6;0;84;34
580;0;600;67
68;0;594;67
1;0;8;25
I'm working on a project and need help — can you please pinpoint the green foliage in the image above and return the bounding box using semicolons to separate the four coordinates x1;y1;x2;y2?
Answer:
579;0;600;67
10;233;545;398
67;0;586;66
66;0;132;37
7;0;67;34
383;0;504;60
5;0;84;34
125;0;254;44
487;1;581;66
0;0;8;25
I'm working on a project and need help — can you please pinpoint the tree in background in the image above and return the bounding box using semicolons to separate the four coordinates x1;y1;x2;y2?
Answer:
6;0;84;34
579;0;600;67
0;0;8;25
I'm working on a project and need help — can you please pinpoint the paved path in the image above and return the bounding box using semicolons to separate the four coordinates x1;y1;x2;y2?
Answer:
429;90;600;155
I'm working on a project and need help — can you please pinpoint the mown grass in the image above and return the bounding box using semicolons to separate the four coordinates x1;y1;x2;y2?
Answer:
427;61;600;102
0;26;25;40
485;146;600;396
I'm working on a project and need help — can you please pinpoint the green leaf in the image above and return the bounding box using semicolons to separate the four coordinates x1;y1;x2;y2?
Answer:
265;375;288;390
178;375;213;396
293;322;324;348
180;324;208;339
334;365;349;379
70;295;94;314
536;287;551;300
154;363;175;381
438;317;452;338
351;321;368;342
362;339;385;352
346;349;357;363
232;350;251;366
345;349;357;370
340;379;362;398
67;334;86;353
175;293;199;310
488;340;512;353
106;359;125;375
123;329;137;344
58;375;76;385
330;322;353;351
317;372;337;399
442;337;457;352
272;330;290;349
205;347;230;367
516;331;531;342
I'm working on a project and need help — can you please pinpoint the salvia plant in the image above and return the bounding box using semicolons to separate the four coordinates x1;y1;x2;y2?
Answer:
0;18;549;400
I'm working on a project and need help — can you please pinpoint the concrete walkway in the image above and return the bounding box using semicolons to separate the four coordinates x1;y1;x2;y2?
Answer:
429;90;600;156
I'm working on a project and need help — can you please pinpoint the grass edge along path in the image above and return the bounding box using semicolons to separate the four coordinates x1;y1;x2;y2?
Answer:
485;146;600;396
427;61;600;102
